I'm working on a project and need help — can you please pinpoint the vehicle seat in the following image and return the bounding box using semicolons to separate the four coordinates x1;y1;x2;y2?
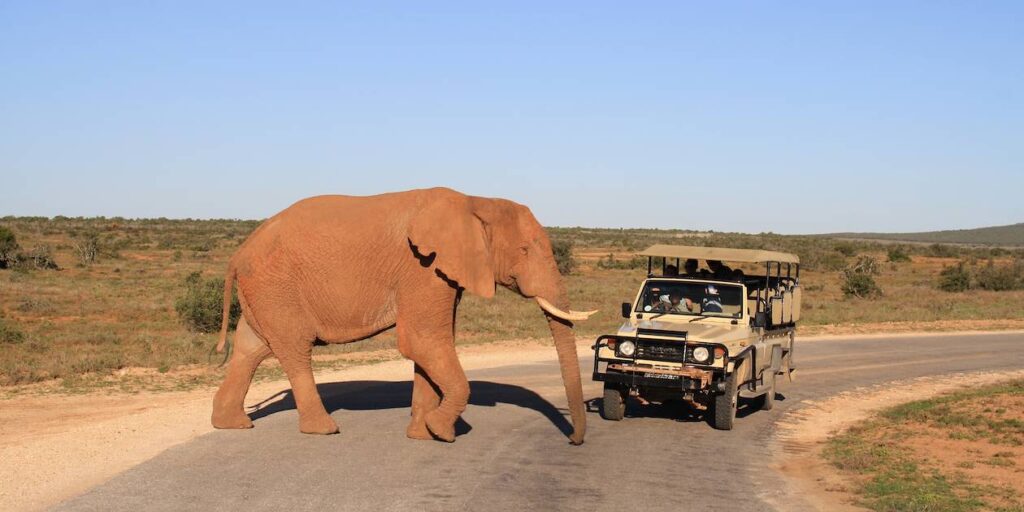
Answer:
791;285;802;322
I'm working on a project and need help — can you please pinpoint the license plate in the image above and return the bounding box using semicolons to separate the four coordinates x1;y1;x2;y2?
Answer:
643;372;679;380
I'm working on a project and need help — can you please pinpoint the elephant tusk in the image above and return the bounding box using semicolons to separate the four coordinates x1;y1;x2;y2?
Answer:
535;297;598;322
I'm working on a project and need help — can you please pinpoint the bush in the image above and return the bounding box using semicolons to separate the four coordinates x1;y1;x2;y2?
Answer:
834;243;857;257
0;317;26;345
0;227;19;269
74;232;100;265
21;245;59;270
842;273;882;299
174;271;240;333
975;260;1023;291
842;256;882;298
597;253;647;270
927;243;960;258
887;246;911;263
550;239;576;275
937;262;972;292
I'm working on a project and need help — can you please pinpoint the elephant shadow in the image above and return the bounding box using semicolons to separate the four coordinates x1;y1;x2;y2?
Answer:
246;380;574;439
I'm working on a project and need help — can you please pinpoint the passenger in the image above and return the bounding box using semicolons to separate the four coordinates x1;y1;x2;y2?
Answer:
683;259;699;275
668;293;695;313
731;268;745;282
702;285;724;313
708;260;733;279
664;264;679;277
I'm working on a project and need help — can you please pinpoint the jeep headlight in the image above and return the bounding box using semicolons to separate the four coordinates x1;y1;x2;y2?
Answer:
618;340;636;358
691;346;711;364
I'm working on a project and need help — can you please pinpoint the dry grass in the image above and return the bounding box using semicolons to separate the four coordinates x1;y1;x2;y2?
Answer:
826;380;1024;511
1;217;1022;389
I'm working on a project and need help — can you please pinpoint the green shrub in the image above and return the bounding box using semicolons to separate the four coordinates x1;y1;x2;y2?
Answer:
0;227;19;269
927;243;960;258
834;243;857;257
842;257;882;298
597;253;647;270
550;239;576;275
937;262;972;292
0;318;26;345
887;246;911;263
842;273;882;299
975;260;1023;291
174;271;240;333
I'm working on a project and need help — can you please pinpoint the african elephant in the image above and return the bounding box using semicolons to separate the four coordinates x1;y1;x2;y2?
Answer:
211;187;595;444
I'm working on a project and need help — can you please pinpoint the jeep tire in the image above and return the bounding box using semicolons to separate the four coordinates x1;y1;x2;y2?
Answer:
712;372;737;430
601;384;626;421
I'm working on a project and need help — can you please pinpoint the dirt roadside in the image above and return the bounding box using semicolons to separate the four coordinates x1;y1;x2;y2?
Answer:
768;368;1024;511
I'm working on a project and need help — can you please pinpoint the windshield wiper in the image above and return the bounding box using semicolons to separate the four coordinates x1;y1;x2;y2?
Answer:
689;315;708;322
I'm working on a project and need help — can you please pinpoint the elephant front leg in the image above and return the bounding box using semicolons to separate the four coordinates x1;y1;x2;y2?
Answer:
414;345;469;442
406;364;441;440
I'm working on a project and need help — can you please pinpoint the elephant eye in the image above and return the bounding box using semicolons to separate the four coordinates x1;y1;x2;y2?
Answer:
519;246;529;256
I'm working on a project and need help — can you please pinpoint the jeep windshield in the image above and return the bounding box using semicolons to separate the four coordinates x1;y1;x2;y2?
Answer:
635;280;744;319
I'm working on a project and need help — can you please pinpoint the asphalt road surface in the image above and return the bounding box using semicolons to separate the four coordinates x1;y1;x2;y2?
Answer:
57;332;1024;512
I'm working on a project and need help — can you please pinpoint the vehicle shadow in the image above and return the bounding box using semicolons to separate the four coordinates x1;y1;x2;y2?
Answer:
245;380;574;439
585;392;788;425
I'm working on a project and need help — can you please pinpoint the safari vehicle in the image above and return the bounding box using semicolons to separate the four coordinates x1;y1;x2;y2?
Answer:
592;245;801;430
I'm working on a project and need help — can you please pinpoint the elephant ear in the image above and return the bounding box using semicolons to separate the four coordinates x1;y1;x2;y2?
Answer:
409;195;496;298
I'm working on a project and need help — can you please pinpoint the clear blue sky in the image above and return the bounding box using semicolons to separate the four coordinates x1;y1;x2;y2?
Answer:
2;1;1022;233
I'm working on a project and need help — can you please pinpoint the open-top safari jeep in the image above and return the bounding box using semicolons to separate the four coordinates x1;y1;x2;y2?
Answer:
592;244;801;429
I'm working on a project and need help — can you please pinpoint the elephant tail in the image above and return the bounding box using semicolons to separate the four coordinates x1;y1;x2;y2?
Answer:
216;263;236;353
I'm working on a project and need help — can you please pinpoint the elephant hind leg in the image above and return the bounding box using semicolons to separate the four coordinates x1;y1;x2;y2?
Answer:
406;364;441;440
212;316;272;429
272;338;338;435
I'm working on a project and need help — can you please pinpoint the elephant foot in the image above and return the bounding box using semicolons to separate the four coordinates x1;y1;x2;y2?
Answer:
406;418;434;441
424;409;456;442
299;413;340;435
211;409;254;430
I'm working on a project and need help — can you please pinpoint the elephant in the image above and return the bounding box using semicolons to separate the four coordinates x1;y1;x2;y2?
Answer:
210;187;596;444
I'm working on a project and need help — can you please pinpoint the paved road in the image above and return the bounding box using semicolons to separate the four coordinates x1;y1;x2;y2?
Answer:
57;332;1024;512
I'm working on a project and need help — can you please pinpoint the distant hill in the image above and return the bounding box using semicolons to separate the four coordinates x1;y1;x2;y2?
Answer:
828;223;1024;247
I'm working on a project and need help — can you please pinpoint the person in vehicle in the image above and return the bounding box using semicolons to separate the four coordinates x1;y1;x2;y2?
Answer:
664;264;679;277
683;259;699;275
702;285;724;313
708;260;733;279
669;293;695;313
645;287;665;312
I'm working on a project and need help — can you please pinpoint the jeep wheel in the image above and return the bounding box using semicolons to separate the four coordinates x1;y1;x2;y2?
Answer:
712;373;737;430
601;384;626;421
760;371;776;411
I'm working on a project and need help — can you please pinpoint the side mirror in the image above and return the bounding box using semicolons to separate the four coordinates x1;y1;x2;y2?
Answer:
753;311;768;328
621;302;632;318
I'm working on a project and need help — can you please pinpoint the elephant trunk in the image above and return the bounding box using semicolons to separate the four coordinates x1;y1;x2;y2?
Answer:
543;298;587;445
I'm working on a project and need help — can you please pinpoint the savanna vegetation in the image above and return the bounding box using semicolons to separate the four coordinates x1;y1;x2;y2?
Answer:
830;222;1024;247
2;216;1023;389
826;379;1024;511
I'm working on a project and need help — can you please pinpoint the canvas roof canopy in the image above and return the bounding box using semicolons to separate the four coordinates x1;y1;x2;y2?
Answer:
639;244;800;265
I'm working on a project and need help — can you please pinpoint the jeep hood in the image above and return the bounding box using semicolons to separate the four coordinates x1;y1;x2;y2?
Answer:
616;319;752;346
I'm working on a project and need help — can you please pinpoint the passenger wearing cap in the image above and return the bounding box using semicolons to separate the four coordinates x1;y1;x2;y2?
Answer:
702;285;724;313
